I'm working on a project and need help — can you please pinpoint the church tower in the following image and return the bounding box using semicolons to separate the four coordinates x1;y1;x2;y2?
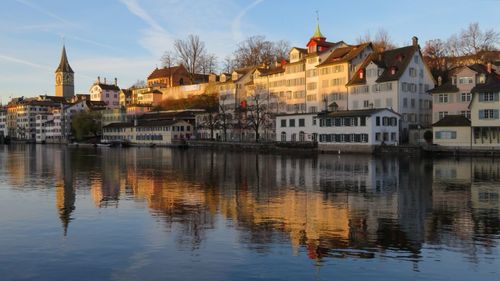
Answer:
55;45;75;98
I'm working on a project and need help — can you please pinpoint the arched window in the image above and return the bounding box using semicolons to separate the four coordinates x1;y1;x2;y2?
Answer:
291;133;297;142
299;131;305;142
280;132;286;142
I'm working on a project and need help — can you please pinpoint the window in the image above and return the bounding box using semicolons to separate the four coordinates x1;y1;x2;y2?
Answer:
479;92;499;102
438;111;448;120
298;118;305;127
376;116;380;126
299;131;305;142
409;68;417;77
479;109;499;119
280;119;286;127
403;98;408;108
289;119;295;127
363;100;370;108
461;93;472;102
461;111;471;120
435;131;457;139
281;132;286;141
438;94;449;103
360;117;366;126
375;132;381;141
391;132;397;141
458;77;473;84
411;99;415;108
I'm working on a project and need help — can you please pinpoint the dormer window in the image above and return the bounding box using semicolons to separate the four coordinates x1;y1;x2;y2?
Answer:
359;70;364;79
390;66;397;75
478;74;486;84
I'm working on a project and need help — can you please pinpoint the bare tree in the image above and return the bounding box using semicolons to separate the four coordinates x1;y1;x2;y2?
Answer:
174;34;206;81
132;79;146;88
233;36;290;68
357;28;396;51
423;39;448;68
199;53;218;75
246;86;271;142
459;22;499;55
222;55;235;73
217;95;231;142
161;50;176;68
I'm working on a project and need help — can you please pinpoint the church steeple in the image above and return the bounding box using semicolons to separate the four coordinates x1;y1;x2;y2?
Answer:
55;45;74;73
55;45;75;98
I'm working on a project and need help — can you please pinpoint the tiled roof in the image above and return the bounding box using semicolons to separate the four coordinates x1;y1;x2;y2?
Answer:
432;115;471;127
317;43;371;67
147;65;187;80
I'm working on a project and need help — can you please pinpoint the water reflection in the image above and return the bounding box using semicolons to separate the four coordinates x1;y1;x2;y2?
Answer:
0;145;499;267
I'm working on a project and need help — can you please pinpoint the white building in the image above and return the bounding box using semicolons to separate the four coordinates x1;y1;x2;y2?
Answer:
276;108;400;153
0;107;7;137
90;77;121;108
347;37;435;143
102;119;193;145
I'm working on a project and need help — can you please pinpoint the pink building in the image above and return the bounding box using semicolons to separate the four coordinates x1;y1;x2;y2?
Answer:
90;77;121;109
430;64;490;123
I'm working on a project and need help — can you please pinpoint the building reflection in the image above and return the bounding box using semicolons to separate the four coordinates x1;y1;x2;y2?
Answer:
2;146;500;263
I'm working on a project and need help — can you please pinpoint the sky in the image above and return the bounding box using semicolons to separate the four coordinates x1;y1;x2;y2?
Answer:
0;0;498;102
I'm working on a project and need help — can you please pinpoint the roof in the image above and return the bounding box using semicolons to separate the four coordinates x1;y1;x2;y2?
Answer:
139;110;198;121
432;115;471;127
147;65;187;80
318;108;400;118
55;45;74;73
103;119;186;129
467;64;490;75
347;45;418;86
471;73;500;93
37;95;70;104
317;43;371;67
85;100;107;109
94;83;120;91
312;22;324;39
257;66;285;76
427;82;459;94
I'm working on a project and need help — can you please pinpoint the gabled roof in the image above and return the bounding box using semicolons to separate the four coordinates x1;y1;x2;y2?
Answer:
94;83;120;91
432;115;471;127
471;73;500;93
55;45;74;73
317;43;371;67
147;65;188;80
347;45;418;86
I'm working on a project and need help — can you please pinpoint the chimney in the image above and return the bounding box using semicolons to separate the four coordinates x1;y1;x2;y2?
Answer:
412;36;418;47
114;78;118;86
487;62;492;74
438;76;442;86
97;76;101;83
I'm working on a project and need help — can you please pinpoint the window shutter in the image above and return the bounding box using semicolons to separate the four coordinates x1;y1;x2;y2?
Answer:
495;110;500;119
495;93;500;102
479;110;484;119
479;94;484;102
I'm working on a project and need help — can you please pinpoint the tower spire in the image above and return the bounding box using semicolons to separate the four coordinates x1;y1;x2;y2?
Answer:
312;11;324;39
55;45;74;73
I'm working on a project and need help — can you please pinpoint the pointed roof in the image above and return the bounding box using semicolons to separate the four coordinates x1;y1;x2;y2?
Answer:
312;22;324;39
55;45;74;73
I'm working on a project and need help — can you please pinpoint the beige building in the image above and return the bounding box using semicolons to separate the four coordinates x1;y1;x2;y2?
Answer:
432;115;472;147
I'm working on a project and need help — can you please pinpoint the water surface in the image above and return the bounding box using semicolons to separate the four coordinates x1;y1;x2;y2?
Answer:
0;145;499;280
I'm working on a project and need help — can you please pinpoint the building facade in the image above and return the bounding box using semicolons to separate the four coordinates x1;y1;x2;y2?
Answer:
276;109;400;152
90;77;121;108
347;37;435;143
430;64;490;123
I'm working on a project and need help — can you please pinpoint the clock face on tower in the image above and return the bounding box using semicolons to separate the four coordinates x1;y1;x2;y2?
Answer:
56;73;62;85
63;73;73;84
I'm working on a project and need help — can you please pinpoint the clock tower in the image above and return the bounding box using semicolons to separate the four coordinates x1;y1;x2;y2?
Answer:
55;45;75;98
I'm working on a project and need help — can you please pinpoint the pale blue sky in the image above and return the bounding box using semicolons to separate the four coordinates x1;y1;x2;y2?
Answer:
0;0;498;102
